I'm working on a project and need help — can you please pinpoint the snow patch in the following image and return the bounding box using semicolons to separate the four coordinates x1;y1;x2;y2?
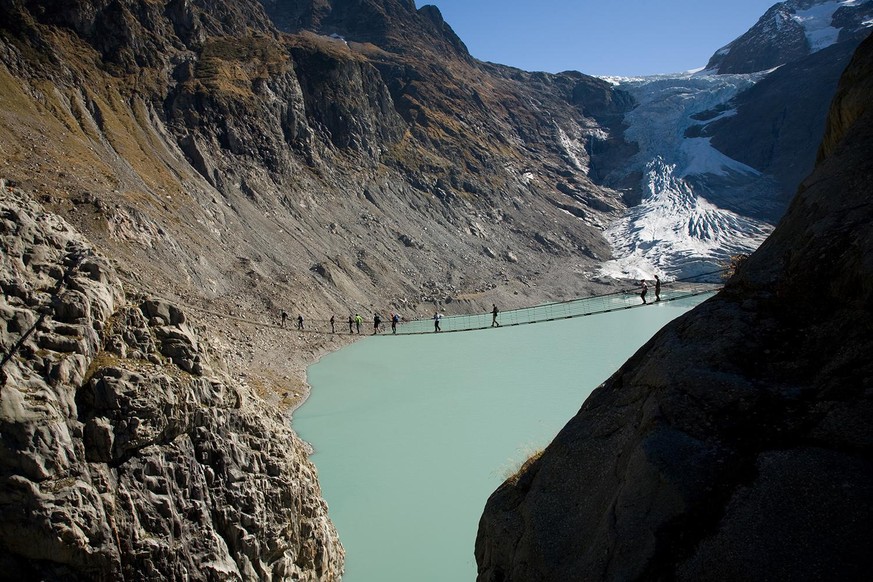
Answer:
680;138;760;178
792;0;863;52
600;158;772;280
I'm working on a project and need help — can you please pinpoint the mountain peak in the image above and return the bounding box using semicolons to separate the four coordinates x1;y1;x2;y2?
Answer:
258;0;470;59
705;0;873;74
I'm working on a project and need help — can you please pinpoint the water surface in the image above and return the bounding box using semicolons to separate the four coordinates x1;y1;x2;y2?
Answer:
295;296;709;581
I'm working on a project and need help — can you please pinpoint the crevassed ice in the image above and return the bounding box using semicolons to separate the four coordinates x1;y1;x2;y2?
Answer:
599;73;774;281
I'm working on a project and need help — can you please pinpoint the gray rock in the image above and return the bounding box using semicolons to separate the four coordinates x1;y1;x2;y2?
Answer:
0;188;344;580
142;299;186;326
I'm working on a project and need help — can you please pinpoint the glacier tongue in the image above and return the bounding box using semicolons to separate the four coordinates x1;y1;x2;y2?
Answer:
599;73;777;281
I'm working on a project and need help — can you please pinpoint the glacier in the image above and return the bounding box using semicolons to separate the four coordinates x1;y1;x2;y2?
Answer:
598;73;777;281
595;0;873;283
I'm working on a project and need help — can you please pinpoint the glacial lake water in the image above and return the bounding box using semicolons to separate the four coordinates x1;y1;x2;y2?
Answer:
294;295;711;581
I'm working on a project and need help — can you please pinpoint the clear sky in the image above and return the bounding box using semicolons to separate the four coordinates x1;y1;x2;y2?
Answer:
416;0;779;76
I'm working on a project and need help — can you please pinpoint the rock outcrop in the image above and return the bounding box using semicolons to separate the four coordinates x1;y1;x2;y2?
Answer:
0;182;343;580
476;33;873;582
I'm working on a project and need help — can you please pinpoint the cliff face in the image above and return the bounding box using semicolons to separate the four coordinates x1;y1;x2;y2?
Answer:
0;182;342;579
476;33;873;582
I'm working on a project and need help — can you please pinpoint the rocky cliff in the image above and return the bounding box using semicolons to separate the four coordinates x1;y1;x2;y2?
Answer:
476;32;873;582
0;181;342;579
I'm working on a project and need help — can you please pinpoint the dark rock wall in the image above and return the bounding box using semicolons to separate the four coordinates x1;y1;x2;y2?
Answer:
476;33;873;582
704;40;860;214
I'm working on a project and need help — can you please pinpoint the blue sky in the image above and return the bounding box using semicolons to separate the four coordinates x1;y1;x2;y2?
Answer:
417;0;779;76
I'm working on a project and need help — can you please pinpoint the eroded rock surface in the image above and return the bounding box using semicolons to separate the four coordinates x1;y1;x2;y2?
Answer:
0;184;343;580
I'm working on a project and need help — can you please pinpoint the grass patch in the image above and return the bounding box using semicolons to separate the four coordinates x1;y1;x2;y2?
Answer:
503;447;545;485
194;34;290;98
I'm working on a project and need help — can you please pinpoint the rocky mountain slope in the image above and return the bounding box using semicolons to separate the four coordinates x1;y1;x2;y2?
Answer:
0;0;633;577
2;0;870;578
476;32;873;582
0;0;630;328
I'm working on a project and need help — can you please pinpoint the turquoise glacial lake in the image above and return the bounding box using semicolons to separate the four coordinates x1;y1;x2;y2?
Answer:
294;295;710;581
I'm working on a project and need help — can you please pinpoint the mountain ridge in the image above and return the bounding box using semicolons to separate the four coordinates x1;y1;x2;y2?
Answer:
0;0;628;319
705;0;873;74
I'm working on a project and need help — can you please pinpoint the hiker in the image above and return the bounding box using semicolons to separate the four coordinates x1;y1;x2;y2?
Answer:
491;303;501;327
373;313;382;334
391;312;400;334
355;313;363;334
348;314;354;334
330;315;336;333
655;275;661;302
281;310;288;327
433;312;442;332
297;314;304;330
640;280;648;305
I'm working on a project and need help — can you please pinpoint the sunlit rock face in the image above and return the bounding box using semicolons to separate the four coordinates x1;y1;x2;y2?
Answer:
475;33;873;582
0;184;344;579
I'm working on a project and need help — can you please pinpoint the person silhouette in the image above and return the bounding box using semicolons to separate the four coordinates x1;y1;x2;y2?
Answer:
491;304;501;327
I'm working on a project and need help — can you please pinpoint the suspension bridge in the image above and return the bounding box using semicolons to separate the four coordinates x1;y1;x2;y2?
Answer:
282;271;725;336
114;271;725;337
386;279;721;336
